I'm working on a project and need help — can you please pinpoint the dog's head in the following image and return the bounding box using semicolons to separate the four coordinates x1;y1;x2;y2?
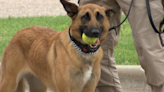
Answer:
60;0;114;48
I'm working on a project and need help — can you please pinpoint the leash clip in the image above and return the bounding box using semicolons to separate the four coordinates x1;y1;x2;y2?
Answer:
109;27;117;35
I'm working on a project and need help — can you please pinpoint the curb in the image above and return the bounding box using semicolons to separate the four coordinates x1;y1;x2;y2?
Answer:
0;63;151;92
117;65;151;92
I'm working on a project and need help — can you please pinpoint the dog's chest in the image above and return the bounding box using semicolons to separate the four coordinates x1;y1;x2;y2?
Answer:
70;66;92;88
83;67;92;84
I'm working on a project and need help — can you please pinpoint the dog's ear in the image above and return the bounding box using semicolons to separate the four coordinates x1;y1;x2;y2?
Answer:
60;0;78;18
103;6;115;20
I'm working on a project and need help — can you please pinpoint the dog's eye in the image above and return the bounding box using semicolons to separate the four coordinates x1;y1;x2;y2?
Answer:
82;12;90;21
96;12;103;21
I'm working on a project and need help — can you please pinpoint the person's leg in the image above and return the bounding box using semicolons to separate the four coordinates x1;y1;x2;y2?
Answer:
150;85;164;92
79;0;122;92
116;0;164;91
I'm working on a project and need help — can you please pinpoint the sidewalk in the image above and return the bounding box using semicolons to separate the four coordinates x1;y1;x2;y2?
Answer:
0;0;78;18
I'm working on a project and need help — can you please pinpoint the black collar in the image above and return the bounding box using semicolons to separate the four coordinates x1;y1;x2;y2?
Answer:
68;28;100;55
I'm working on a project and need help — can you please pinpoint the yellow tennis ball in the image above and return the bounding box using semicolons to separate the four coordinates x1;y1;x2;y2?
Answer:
82;33;97;44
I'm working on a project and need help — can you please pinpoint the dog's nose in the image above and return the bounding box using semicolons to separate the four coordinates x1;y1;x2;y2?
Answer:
91;29;100;37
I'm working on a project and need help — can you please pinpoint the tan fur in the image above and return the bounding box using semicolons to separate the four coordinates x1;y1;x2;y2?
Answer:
0;1;113;92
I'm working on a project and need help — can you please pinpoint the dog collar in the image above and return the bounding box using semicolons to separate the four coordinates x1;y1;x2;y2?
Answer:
68;28;100;55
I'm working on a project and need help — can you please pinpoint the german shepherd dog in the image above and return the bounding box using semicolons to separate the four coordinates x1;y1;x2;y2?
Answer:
0;0;114;92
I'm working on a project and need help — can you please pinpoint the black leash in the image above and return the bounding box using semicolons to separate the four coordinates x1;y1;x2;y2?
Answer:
146;0;164;34
109;0;134;35
109;0;164;35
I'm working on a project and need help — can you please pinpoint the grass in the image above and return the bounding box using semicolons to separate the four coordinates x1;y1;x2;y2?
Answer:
0;15;139;65
114;15;139;65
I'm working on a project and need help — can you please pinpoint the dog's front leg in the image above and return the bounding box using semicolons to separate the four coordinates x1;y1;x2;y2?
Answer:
54;64;72;92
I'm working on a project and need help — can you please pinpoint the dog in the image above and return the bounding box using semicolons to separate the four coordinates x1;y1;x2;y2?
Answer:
0;0;114;92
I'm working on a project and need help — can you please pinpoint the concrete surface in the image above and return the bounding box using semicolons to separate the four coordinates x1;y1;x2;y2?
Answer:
0;0;78;17
117;65;151;92
0;63;151;92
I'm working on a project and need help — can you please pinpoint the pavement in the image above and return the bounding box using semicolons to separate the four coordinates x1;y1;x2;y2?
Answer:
0;0;151;92
0;0;78;17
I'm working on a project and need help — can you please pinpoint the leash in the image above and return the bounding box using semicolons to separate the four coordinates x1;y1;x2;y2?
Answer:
109;0;164;35
146;0;164;34
109;0;134;35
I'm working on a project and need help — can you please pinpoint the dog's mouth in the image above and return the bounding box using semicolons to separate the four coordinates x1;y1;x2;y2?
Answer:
80;27;102;49
81;33;100;49
89;38;100;48
80;32;100;49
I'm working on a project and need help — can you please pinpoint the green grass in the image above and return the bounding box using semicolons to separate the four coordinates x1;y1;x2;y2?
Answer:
0;15;139;65
114;15;139;65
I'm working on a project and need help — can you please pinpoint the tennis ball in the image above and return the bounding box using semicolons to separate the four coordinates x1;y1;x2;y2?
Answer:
82;33;97;44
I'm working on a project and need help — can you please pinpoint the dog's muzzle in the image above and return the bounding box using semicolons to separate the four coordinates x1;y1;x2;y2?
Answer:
69;27;100;55
80;26;103;38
